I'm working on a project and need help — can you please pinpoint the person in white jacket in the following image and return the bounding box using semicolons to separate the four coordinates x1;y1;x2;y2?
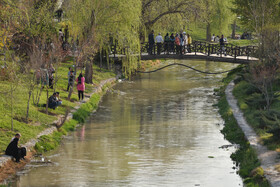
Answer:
155;33;164;55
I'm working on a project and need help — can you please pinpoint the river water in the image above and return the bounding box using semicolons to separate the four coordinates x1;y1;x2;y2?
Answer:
13;60;242;187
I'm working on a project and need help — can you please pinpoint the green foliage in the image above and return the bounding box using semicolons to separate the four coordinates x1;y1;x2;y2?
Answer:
65;0;142;77
73;93;101;123
233;73;280;150
232;0;280;33
35;131;64;153
261;110;280;138
62;119;78;132
0;59;115;154
34;80;114;153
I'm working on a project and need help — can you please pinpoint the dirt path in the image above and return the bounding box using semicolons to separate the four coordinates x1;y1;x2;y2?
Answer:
0;77;116;183
226;80;280;187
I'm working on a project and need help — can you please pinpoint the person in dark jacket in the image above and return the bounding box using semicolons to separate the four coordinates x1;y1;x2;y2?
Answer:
48;92;62;109
219;34;226;55
5;133;26;162
148;30;155;55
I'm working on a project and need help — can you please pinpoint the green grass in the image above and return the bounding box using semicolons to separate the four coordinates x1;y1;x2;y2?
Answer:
216;69;270;187
232;77;280;151
184;23;259;47
35;83;112;153
0;60;115;154
228;39;258;46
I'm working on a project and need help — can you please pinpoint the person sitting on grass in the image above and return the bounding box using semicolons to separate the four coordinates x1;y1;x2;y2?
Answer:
48;92;62;109
5;133;26;163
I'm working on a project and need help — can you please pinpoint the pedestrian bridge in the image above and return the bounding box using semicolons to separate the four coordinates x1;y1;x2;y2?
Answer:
109;41;259;64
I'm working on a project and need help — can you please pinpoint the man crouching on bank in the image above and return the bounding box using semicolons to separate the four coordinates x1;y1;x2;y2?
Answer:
5;133;26;163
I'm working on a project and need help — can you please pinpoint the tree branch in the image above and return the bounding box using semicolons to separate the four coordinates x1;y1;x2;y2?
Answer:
144;10;184;27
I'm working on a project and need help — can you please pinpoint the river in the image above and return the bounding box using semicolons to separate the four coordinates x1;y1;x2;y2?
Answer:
12;60;242;187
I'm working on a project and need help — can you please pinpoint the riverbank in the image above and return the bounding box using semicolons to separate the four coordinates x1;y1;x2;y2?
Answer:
0;77;116;184
0;60;117;184
217;68;280;186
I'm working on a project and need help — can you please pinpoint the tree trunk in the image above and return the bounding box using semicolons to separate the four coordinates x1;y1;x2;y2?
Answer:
37;85;43;106
46;89;49;114
85;61;93;84
11;86;14;131
67;49;78;101
232;20;236;39
26;90;32;121
53;62;59;93
206;23;211;42
99;49;102;70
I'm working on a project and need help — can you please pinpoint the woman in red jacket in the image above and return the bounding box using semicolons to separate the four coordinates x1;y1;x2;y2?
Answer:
76;73;85;101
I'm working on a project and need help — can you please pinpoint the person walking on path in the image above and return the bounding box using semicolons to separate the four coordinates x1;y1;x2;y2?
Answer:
155;33;164;55
148;30;155;55
5;133;26;163
76;73;85;101
67;70;75;91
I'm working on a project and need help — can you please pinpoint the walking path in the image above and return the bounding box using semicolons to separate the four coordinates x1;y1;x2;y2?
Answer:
226;81;280;187
0;77;116;183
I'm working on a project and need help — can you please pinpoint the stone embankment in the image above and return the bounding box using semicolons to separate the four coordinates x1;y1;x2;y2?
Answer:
0;77;116;183
226;81;280;187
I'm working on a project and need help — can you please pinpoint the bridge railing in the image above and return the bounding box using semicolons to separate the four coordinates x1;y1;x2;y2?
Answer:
110;41;259;61
140;41;258;60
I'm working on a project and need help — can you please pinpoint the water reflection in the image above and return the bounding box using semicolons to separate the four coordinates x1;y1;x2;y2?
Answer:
13;60;242;187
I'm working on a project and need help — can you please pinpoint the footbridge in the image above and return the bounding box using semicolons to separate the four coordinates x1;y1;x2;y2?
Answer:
110;41;259;64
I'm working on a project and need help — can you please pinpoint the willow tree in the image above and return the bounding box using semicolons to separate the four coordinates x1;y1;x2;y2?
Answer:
232;0;280;34
142;0;199;31
64;0;142;79
196;0;234;41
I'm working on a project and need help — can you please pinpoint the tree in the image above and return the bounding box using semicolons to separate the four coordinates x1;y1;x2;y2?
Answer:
142;0;197;31
248;62;278;110
232;0;280;35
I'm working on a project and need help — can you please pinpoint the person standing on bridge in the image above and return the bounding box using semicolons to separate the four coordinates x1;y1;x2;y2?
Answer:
219;35;226;56
175;34;181;54
155;33;164;55
164;33;170;54
170;33;175;53
183;32;188;53
187;34;192;53
148;30;155;55
180;33;184;54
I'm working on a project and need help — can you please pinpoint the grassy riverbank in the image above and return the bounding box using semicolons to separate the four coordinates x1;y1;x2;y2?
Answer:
34;84;112;153
0;61;115;154
216;67;270;186
233;79;280;152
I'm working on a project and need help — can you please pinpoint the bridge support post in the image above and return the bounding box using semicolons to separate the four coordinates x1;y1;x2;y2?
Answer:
195;43;197;55
247;46;249;60
234;48;237;61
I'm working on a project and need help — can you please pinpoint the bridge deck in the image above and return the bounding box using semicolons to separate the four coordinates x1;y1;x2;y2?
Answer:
109;52;258;64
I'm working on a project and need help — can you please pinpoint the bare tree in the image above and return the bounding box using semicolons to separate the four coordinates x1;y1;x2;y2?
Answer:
248;63;278;110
